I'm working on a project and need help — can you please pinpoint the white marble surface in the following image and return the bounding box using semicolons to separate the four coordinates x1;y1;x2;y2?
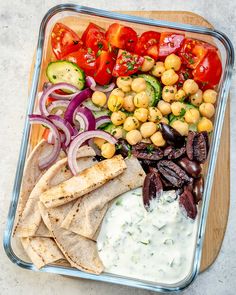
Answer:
0;1;235;294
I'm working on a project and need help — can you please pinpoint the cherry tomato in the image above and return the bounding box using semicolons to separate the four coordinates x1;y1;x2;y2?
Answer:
94;51;116;85
112;49;144;77
193;49;222;87
158;32;185;58
81;23;108;53
179;38;217;69
65;48;96;76
177;65;193;88
135;31;161;60
105;23;138;52
51;23;83;60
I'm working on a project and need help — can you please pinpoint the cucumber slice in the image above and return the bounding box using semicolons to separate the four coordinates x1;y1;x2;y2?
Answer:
92;109;111;119
145;81;156;107
139;74;162;105
46;61;85;90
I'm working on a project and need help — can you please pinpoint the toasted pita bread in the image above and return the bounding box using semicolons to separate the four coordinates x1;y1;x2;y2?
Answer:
21;237;65;269
61;157;146;239
38;201;104;274
15;146;96;237
35;221;53;238
40;155;126;208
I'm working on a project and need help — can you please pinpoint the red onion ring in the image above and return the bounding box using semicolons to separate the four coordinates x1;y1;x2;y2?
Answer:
43;82;80;100
74;107;96;131
86;76;115;93
68;130;117;175
95;116;111;128
29;115;61;169
47;100;70;114
48;115;74;147
39;83;80;116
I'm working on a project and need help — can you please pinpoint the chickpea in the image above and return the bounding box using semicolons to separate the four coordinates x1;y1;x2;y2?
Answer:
126;130;142;145
91;91;107;107
141;56;155;72
161;69;179;86
131;77;146;92
157;100;172;115
148;107;163;122
123;116;139;131
101;143;116;159
116;76;132;92
190;89;203;106
175;89;186;101
107;94;124;112
184;108;200;124
152;61;166;77
197;117;213;132
112;127;125;139
93;137;106;148
172;120;189;136
203;89;217;104
164;54;182;71
123;94;135;112
134;91;149;108
110;88;125;98
140;122;157;138
199;103;215;118
162;86;177;103
183;79;199;95
171;102;186;116
134;108;149;122
151;131;166;147
159;117;169;124
111;111;126;126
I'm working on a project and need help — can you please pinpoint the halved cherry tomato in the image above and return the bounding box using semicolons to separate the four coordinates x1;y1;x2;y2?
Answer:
193;49;222;87
112;50;144;77
65;48;96;76
94;51;116;85
177;65;193;88
158;32;185;58
51;23;83;60
179;38;217;69
135;31;160;60
81;23;108;53
105;23;138;52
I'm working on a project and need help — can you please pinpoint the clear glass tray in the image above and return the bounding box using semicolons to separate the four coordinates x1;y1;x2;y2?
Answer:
3;4;234;293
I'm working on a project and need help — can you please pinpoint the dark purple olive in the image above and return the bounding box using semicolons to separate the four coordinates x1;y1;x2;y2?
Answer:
159;123;185;147
193;177;204;204
177;157;202;178
179;189;197;219
116;139;131;158
143;171;163;210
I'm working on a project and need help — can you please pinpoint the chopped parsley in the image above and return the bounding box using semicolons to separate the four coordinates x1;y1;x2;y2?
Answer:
87;47;92;54
106;68;111;74
179;108;186;117
146;145;154;153
97;41;103;49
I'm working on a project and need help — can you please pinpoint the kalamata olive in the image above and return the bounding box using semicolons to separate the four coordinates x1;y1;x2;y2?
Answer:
143;171;163;210
116;139;131;158
193;177;204;204
177;157;202;178
159;123;185;147
179;189;197;219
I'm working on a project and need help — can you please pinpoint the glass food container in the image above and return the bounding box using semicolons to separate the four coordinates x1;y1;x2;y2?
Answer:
3;4;234;293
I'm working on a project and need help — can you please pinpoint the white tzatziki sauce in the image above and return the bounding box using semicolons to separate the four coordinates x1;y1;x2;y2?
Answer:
97;187;198;284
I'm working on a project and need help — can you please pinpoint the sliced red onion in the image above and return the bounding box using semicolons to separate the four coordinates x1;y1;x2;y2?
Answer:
86;76;115;93
64;88;93;125
47;100;70;114
43;82;79;100
68;130;117;175
39;83;80;116
29;115;61;169
46;131;54;144
74;107;96;132
48;115;74;147
95;116;111;128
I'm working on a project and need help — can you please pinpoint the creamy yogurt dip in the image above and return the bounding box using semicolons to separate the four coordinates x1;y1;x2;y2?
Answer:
97;187;198;284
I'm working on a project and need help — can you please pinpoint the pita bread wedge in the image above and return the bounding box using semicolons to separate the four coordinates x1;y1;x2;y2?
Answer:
61;157;146;239
38;201;104;274
15;146;96;237
21;237;65;269
40;155;127;208
35;221;53;238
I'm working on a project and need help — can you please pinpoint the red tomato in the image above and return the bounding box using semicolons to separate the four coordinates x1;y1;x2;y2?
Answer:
51;23;83;60
158;32;185;58
94;51;116;85
193;50;222;87
65;48;96;76
179;38;217;69
105;23;138;52
177;65;193;88
81;23;108;53
112;50;144;77
135;31;161;60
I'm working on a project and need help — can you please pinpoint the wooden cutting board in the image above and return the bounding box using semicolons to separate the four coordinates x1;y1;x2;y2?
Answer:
29;10;230;273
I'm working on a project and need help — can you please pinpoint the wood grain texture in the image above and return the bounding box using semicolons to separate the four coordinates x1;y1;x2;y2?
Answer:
28;10;230;273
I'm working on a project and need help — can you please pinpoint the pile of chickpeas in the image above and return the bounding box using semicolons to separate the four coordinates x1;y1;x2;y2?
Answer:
91;53;217;159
